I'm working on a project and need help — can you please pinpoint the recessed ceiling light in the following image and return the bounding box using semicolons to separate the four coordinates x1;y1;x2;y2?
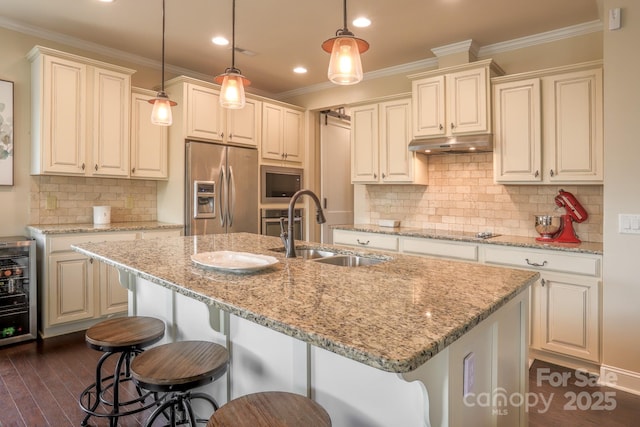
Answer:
352;17;371;28
293;67;308;74
212;36;229;46
98;0;115;3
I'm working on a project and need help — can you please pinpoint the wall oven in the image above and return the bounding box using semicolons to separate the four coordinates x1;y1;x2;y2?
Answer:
0;237;36;347
261;165;303;204
261;209;304;241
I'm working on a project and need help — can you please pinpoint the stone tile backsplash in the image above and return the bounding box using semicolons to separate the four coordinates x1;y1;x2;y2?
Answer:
30;175;158;225
364;152;603;243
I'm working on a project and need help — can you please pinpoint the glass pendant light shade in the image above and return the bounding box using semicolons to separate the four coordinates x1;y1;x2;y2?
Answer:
327;36;364;85
322;0;369;85
150;92;176;126
215;69;250;109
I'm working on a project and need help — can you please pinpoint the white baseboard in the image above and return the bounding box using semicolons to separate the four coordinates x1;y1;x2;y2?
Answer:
600;364;640;396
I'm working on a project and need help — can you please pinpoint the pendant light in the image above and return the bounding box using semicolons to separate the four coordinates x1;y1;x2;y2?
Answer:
214;0;250;109
322;0;369;85
149;0;177;126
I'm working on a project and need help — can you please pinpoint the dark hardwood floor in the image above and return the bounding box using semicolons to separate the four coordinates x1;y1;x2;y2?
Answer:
1;332;639;426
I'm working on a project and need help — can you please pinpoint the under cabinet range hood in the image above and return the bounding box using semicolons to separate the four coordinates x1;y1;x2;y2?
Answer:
408;134;493;154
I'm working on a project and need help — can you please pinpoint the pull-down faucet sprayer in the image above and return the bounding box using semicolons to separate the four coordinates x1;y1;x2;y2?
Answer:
280;189;326;258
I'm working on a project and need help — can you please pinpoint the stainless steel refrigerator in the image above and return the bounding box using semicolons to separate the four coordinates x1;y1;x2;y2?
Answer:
185;141;259;235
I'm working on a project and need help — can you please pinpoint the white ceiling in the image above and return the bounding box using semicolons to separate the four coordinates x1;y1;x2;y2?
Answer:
0;0;602;97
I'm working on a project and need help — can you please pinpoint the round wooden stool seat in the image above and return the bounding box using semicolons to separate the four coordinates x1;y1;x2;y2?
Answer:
85;315;166;352
207;391;332;427
79;316;166;426
131;341;229;426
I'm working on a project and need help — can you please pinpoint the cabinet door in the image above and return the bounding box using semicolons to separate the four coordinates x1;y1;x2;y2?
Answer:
261;103;284;161
350;104;379;183
40;55;87;175
99;263;128;316
379;98;414;182
282;108;303;164
48;252;95;325
91;67;131;176
130;90;168;179
447;67;488;135
186;84;223;141
543;68;603;182
534;273;600;362
412;75;445;138
227;98;260;147
493;78;542;183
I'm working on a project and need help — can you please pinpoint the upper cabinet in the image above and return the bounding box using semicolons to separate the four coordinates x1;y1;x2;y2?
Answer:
351;96;428;184
493;61;603;184
184;83;261;147
261;102;304;165
130;88;168;179
410;59;504;139
28;46;134;177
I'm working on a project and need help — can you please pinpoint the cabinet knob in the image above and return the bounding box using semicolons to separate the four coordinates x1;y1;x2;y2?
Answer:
450;123;455;130
94;164;98;171
284;153;288;159
535;170;539;178
439;124;443;131
81;163;85;171
550;169;555;177
132;167;136;174
229;133;233;139
373;173;377;179
382;173;386;179
220;132;224;138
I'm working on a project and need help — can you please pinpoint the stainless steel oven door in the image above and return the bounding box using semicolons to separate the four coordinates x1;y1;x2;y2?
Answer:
261;212;304;241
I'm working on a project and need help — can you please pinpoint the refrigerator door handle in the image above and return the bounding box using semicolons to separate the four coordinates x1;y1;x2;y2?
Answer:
228;166;235;227
219;167;227;227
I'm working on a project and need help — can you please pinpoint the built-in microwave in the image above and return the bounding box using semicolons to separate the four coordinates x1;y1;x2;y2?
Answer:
261;165;303;204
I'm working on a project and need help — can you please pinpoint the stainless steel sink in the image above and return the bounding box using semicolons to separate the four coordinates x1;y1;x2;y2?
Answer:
295;248;337;260
312;255;385;267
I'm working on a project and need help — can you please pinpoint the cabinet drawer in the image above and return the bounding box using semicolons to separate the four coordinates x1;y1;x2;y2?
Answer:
484;246;601;277
140;229;182;239
49;232;138;253
333;230;398;251
401;237;478;261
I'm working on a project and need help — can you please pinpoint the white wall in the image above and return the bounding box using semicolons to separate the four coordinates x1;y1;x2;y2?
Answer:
602;0;640;379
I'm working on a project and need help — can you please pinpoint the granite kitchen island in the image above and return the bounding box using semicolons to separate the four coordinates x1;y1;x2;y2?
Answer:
73;232;539;427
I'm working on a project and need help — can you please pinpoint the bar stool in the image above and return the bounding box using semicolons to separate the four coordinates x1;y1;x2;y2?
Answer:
79;316;166;427
131;340;229;427
206;391;332;427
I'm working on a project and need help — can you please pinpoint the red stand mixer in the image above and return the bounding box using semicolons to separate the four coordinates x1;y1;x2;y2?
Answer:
535;189;588;243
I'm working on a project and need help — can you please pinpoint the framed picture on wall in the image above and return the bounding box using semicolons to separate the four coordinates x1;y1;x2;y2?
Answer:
0;79;14;186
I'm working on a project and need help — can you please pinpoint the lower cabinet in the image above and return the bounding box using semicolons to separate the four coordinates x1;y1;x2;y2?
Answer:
31;227;182;338
333;228;603;370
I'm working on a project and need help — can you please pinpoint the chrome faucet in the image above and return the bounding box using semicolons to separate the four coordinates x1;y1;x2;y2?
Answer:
280;189;326;258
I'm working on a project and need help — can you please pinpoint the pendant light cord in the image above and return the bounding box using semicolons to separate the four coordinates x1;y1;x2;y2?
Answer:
161;0;166;92
342;0;348;31
231;0;236;70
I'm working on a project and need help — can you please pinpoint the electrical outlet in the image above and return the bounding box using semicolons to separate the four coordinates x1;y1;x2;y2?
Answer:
125;195;134;209
46;195;57;210
609;8;621;30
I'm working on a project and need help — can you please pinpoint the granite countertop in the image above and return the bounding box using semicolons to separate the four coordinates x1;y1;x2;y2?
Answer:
72;232;538;373
27;221;183;235
333;224;603;255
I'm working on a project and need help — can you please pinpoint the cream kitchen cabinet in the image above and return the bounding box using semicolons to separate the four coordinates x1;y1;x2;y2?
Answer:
492;61;603;184
130;88;168;179
483;245;602;366
333;229;399;251
29;227;183;338
261;102;304;164
184;82;261;147
409;59;503;139
28;46;134;177
350;97;427;184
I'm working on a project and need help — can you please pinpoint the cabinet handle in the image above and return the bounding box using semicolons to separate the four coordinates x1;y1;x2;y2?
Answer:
229;133;233;139
541;279;546;287
439;124;443;131
550;169;555;177
89;258;94;264
81;163;85;171
132;167;136;174
525;258;547;267
534;170;539;178
220;132;224;138
450;122;455;130
382;173;386;179
94;164;98;171
373;173;377;179
284;153;288;159
356;239;370;246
